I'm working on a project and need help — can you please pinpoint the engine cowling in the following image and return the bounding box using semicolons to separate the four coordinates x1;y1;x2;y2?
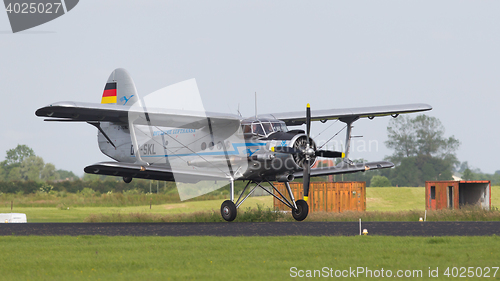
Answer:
290;135;316;169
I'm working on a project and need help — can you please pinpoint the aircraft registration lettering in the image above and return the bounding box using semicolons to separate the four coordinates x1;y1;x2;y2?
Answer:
130;144;156;155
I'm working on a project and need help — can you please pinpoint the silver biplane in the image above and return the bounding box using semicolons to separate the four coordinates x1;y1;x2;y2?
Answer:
36;69;431;221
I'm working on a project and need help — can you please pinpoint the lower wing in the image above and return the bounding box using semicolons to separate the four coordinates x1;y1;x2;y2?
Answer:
293;161;394;178
84;162;230;183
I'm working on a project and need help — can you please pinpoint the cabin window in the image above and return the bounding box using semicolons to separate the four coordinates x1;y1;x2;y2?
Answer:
201;142;206;150
242;125;251;134
252;123;265;136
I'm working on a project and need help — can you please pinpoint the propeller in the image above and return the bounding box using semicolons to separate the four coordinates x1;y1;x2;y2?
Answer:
303;104;312;202
271;146;300;154
315;150;345;158
271;103;345;202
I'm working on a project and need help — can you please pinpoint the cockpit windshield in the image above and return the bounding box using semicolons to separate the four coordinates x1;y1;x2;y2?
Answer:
272;122;288;133
262;123;273;135
242;120;288;137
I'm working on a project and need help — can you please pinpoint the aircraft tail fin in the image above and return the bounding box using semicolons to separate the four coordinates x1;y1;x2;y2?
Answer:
101;68;139;106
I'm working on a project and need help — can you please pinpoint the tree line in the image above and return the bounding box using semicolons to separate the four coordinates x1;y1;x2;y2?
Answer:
0;144;177;194
0;177;178;195
0;145;78;182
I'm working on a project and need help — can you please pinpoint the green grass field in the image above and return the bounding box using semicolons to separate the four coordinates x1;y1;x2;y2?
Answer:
1;186;499;222
366;187;425;211
1;236;500;280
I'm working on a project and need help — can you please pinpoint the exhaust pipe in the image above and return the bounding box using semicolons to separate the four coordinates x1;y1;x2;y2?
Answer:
276;173;294;182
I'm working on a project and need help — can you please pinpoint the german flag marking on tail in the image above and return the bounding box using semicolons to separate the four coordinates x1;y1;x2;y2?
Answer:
101;82;117;104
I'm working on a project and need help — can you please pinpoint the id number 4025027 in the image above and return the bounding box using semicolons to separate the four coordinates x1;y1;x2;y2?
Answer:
6;3;62;14
443;267;499;278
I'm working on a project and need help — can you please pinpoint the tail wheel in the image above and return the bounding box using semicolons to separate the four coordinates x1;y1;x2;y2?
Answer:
221;200;237;222
292;199;309;221
123;177;132;183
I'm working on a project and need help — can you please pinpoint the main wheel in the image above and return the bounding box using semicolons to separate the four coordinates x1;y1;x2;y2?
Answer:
221;200;237;222
292;199;309;221
123;177;132;183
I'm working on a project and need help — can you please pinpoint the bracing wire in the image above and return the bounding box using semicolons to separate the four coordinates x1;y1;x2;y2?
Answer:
317;124;347;149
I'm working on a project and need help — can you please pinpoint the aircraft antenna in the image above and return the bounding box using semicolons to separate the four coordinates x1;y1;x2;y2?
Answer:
254;92;257;119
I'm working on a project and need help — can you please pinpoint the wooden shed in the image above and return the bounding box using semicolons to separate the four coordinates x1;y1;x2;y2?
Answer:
273;182;366;212
425;181;491;210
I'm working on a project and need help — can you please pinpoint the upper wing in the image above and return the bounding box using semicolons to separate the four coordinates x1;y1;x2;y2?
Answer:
262;103;432;126
35;101;241;130
293;161;394;178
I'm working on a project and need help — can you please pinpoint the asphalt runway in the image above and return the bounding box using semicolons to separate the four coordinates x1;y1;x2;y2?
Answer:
1;221;500;236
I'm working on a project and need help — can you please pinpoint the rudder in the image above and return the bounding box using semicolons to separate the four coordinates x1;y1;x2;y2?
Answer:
101;68;139;106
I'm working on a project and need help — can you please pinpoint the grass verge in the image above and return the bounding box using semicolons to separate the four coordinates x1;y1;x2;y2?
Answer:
307;206;500;222
85;205;500;222
0;192;228;208
85;204;286;222
0;196;273;222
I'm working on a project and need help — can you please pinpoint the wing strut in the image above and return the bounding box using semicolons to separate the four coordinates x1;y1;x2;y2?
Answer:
339;116;359;163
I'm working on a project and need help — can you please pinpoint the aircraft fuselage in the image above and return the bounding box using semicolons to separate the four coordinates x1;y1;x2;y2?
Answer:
97;117;315;182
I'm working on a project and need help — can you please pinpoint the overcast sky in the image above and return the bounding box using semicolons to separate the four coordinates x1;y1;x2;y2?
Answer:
0;1;499;176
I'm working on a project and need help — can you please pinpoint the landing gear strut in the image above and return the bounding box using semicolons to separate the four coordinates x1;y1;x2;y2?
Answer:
219;180;309;222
